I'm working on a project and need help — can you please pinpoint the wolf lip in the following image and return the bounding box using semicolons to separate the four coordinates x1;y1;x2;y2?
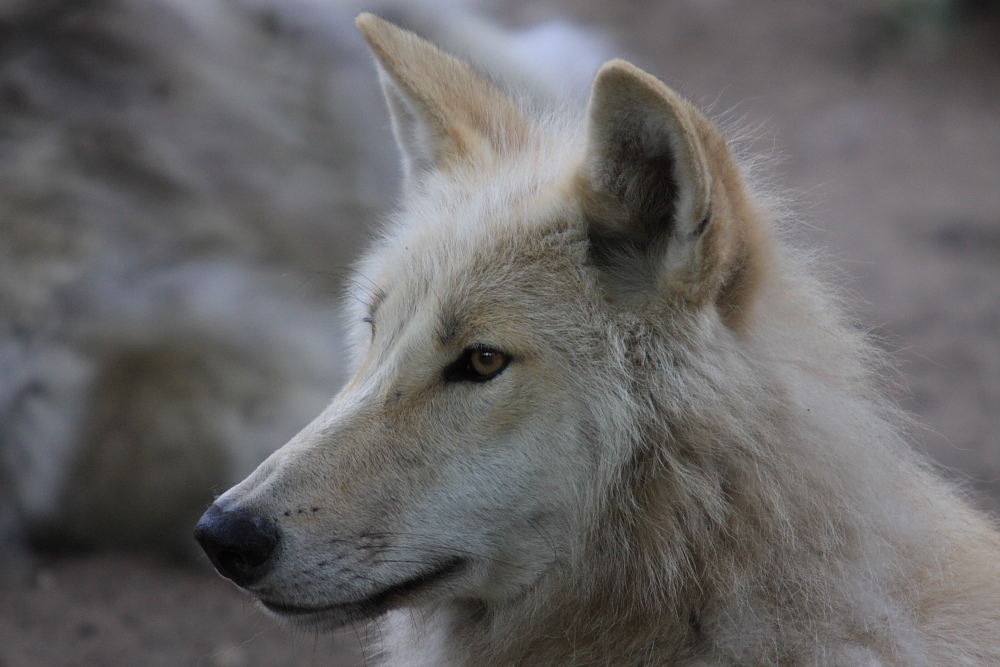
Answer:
259;556;466;623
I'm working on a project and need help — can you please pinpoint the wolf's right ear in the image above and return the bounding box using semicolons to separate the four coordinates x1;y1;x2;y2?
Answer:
356;13;528;183
579;60;761;325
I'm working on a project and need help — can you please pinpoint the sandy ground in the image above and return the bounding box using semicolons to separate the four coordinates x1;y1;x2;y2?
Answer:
2;2;998;665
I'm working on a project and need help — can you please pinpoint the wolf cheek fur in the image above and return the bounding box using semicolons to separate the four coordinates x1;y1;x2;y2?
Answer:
196;14;1000;667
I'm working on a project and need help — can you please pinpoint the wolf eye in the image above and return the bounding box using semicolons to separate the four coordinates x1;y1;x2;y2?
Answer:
470;349;506;376
444;346;510;383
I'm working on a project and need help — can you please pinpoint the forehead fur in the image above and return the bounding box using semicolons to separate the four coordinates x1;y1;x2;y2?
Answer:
355;127;594;330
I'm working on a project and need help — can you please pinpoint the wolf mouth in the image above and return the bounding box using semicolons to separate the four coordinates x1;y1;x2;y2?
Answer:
260;556;466;624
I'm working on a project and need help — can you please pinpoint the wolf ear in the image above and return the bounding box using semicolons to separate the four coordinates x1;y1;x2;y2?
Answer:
581;60;747;311
356;13;528;182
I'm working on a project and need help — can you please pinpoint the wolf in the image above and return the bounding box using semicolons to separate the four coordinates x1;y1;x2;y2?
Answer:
195;14;1000;666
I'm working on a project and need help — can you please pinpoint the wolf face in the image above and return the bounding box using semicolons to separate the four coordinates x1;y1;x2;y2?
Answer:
193;13;764;631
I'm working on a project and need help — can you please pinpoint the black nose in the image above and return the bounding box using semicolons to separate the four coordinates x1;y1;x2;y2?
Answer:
194;503;279;587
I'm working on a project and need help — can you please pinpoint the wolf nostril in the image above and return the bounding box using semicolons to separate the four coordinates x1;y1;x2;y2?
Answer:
194;503;280;587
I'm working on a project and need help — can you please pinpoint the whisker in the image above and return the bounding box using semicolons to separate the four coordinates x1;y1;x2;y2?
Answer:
356;532;547;573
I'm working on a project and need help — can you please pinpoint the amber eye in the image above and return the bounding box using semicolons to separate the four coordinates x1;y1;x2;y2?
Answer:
443;346;511;383
470;349;506;376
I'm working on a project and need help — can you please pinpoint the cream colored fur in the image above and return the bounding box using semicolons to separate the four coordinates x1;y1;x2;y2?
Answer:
214;15;1000;666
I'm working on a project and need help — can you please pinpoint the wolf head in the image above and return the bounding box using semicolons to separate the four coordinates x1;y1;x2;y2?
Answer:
195;14;773;631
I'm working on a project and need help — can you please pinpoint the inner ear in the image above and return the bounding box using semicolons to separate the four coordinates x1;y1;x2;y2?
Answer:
583;135;682;289
379;70;438;179
593;147;680;244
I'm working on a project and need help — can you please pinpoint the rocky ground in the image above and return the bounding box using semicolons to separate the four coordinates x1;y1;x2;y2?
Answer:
1;1;998;665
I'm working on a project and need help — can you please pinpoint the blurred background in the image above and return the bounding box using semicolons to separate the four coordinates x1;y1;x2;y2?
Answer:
0;0;997;665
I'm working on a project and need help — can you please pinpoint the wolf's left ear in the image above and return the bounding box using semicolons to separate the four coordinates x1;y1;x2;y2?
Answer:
581;60;761;324
356;13;528;183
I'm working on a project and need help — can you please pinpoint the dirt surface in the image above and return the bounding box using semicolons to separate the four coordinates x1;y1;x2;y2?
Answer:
0;551;365;667
2;2;998;666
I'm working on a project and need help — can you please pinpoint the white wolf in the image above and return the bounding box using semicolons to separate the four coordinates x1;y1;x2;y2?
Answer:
195;14;1000;666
